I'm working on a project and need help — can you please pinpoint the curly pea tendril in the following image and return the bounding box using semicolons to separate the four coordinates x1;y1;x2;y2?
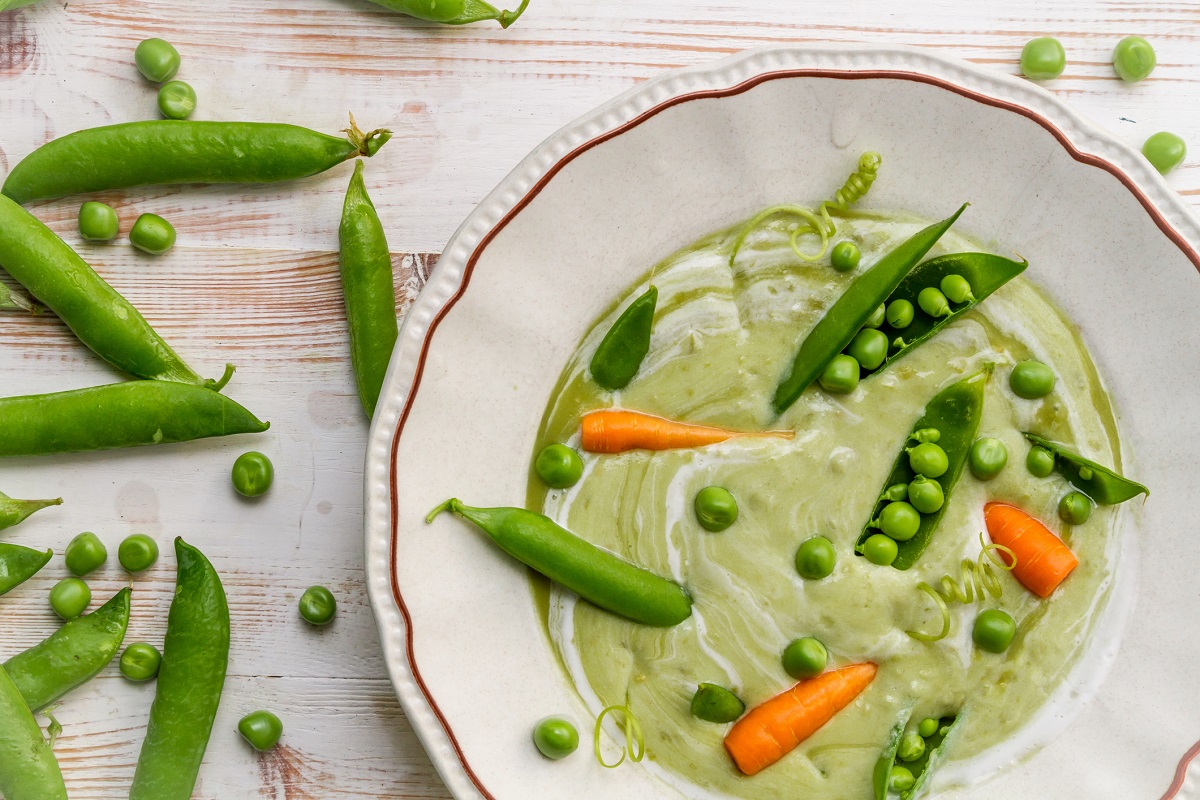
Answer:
728;152;882;267
907;534;1017;643
593;703;646;769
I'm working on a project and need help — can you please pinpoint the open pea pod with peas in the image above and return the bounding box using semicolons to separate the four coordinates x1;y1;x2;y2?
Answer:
874;707;961;800
856;368;990;570
1023;433;1148;505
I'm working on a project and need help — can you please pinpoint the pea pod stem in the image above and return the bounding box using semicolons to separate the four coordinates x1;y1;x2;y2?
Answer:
427;499;692;627
0;492;61;533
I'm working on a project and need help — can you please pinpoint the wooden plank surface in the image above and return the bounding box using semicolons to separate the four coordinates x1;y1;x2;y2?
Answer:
0;0;1197;797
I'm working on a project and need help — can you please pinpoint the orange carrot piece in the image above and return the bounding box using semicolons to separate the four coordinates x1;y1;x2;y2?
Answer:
723;662;877;776
580;409;793;454
984;502;1078;598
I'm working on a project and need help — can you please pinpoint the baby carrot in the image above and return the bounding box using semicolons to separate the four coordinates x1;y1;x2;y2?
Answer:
723;662;877;776
581;409;793;454
984;502;1078;598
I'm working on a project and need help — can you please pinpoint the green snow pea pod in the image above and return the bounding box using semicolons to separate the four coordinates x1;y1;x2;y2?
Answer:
427;500;691;627
0;664;67;800
340;161;399;417
0;544;52;596
1022;433;1148;505
0;492;61;533
4;588;130;711
3;117;391;205
873;707;912;800
0;381;268;457
869;252;1027;378
130;539;230;800
876;710;960;800
0;195;228;387
365;0;529;25
0;0;42;10
856;368;990;569
772;205;965;414
590;286;657;391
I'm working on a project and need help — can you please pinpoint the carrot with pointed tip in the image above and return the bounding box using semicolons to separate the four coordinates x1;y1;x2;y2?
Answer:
984;502;1078;598
581;409;793;454
723;662;877;776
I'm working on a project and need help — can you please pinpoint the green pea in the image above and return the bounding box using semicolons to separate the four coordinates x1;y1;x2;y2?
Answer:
1020;36;1067;81
1058;491;1093;525
917;717;939;738
532;717;578;759
830;240;861;272
818;354;860;394
845;328;888;371
157;80;197;121
883;483;909;502
969;437;1009;480
129;213;176;255
908;442;949;478
65;531;107;577
1078;466;1094;481
907;476;944;514
299;585;337;625
1009;360;1056;399
78;201;119;242
238;710;283;752
781;636;828;680
1026;445;1056;478
861;533;898;566
794;536;836;580
135;38;181;83
864;303;886;329
50;577;90;620
232;450;274;498
972;609;1017;653
917;286;951;318
885;298;914;329
690;683;745;723
890;765;915;792
119;642;162;682
535;444;584;489
1143;131;1187;175
694;486;738;532
879;501;921;541
897;732;926;762
118;534;160;573
1113;35;1156;82
908;427;941;444
939;274;974;304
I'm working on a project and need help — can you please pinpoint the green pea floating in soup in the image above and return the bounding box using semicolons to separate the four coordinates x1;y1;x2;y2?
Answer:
694;487;738;532
1026;445;1056;477
818;354;860;394
781;637;827;680
973;609;1017;653
536;444;584;489
1010;360;1056;399
1058;491;1093;525
969;437;1009;480
830;241;861;272
795;536;836;580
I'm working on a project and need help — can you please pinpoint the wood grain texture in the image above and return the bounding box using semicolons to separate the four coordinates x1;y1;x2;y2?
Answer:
0;0;1197;796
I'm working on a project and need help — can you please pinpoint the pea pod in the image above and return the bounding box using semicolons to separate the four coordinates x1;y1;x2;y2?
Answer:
0;544;52;596
339;160;399;418
0;195;225;387
871;253;1027;375
875;710;960;799
0;0;41;10
4;588;131;711
2;117;391;205
589;286;657;391
873;707;912;800
856;368;989;569
427;499;692;627
0;492;61;533
773;205;966;415
364;0;530;26
130;539;230;800
0;664;67;800
0;380;268;457
1022;433;1148;504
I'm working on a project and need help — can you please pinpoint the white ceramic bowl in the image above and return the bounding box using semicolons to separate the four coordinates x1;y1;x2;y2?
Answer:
365;45;1200;800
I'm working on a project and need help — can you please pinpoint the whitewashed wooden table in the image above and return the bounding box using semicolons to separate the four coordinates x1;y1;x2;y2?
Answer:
0;1;1196;797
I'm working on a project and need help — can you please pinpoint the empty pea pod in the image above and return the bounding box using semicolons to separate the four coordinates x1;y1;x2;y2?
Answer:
2;116;391;204
426;499;692;627
855;368;990;569
364;0;531;26
0;381;268;457
0;195;226;387
772;205;965;415
130;539;230;800
1022;433;1148;504
0;544;52;596
0;664;67;800
4;588;131;711
0;492;61;533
